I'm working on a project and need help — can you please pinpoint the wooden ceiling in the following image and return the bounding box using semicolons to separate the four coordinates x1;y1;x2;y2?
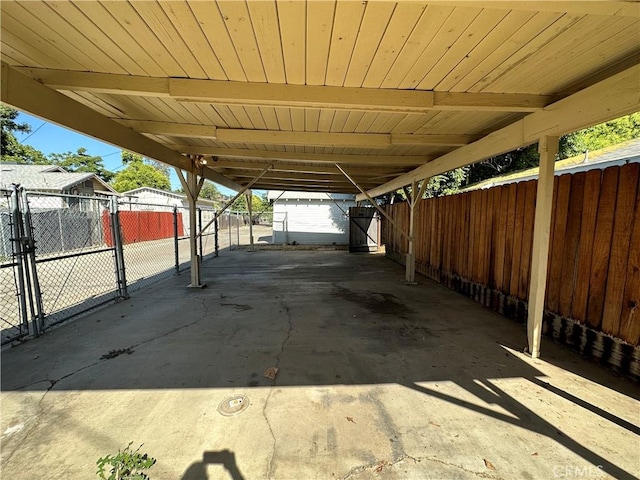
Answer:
1;1;639;195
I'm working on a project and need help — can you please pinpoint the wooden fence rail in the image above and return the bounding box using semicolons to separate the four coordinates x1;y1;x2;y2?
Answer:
383;163;639;352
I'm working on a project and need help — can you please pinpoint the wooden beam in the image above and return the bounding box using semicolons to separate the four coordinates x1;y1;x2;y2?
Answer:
219;170;391;183
117;119;478;147
0;62;244;193
117;120;217;139
172;146;430;166
208;159;406;175
527;136;559;358
358;63;640;200
18;67;558;113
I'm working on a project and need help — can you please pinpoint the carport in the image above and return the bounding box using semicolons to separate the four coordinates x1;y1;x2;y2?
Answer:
1;1;639;478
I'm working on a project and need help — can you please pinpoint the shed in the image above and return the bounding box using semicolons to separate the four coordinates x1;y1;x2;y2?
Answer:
267;191;355;245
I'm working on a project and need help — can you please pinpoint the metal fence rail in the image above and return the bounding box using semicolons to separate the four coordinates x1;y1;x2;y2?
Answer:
0;187;276;345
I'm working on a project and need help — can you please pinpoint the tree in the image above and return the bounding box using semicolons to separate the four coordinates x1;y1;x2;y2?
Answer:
231;193;264;211
558;112;640;159
111;151;171;192
49;147;114;182
0;106;48;164
199;181;222;203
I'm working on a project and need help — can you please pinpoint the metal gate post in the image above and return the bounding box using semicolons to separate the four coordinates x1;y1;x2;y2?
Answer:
228;212;232;248
173;205;180;275
9;185;29;333
198;207;203;259
236;213;240;245
110;197;128;299
21;189;45;333
214;214;219;257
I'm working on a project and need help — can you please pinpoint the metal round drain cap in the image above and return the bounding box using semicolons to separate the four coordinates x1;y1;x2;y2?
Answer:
217;395;249;416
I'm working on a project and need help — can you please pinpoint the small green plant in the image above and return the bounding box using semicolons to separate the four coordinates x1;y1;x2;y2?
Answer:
97;442;156;480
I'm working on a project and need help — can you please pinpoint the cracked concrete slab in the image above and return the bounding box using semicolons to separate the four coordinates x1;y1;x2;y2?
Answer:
1;250;638;479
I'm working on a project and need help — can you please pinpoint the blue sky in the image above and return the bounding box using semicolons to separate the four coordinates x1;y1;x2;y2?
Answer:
14;111;238;196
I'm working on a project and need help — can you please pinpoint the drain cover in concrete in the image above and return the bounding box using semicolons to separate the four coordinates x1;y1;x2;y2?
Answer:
217;395;249;416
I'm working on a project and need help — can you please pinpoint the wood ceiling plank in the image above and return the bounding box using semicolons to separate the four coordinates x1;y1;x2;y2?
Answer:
317;110;335;133
188;1;245;81
291;109;305;131
244;106;268;130
213;105;242;128
0;41;40;68
471;12;584;93
491;14;619;93
516;18;640;94
0;13;83;70
343;112;366;133
353;112;379;133
330;111;350;133
10;2;125;74
277;0;306;85
380;5;454;88
224;106;254;129
259;107;280;130
129;1;206;78
445;11;564;91
399;7;482;89
158;1;227;80
62;90;120;118
103;1;186;77
363;2;429;88
217;1;267;83
418;9;508;90
435;9;536;91
343;1;396;87
75;1;166;77
306;0;335;85
305;109;321;132
325;0;367;86
246;0;286;83
275;107;293;131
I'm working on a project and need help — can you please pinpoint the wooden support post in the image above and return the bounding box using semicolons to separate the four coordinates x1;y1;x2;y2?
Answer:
247;192;254;249
405;180;417;284
176;161;206;288
527;136;559;358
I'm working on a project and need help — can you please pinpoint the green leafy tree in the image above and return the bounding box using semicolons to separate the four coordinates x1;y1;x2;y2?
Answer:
49;147;114;182
199;181;222;202
111;151;171;192
231;193;263;211
558;112;640;159
0;106;49;164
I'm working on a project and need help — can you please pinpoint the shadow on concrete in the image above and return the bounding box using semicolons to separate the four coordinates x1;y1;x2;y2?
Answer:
2;250;638;478
181;450;245;480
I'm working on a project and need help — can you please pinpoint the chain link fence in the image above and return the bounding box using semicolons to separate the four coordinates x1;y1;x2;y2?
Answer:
0;186;278;345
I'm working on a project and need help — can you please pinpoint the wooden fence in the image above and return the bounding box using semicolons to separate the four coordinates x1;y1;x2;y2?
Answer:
383;163;639;353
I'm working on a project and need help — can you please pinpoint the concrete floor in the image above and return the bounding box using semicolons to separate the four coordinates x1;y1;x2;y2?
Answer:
1;250;638;479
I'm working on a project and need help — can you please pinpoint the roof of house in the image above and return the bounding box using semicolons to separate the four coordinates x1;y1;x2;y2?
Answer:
122;186;218;207
463;138;640;191
0;163;117;193
267;190;355;201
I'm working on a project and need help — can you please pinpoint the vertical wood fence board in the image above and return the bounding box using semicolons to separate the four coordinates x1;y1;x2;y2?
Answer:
586;167;619;329
519;180;537;300
602;163;639;336
545;177;561;305
546;174;572;312
510;182;527;297
572;169;602;323
559;172;586;317
494;186;507;292
503;184;517;294
619;185;640;345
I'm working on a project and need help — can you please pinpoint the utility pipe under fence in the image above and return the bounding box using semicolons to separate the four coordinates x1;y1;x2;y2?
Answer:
381;163;640;378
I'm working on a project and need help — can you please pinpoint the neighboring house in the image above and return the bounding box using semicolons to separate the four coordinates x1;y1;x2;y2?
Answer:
267;191;356;245
120;187;218;212
0;163;117;209
463;138;640;191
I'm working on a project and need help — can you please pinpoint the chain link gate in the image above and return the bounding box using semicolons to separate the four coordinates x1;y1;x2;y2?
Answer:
0;188;225;344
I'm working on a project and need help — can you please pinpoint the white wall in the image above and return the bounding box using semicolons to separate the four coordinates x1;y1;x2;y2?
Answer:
272;198;355;244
